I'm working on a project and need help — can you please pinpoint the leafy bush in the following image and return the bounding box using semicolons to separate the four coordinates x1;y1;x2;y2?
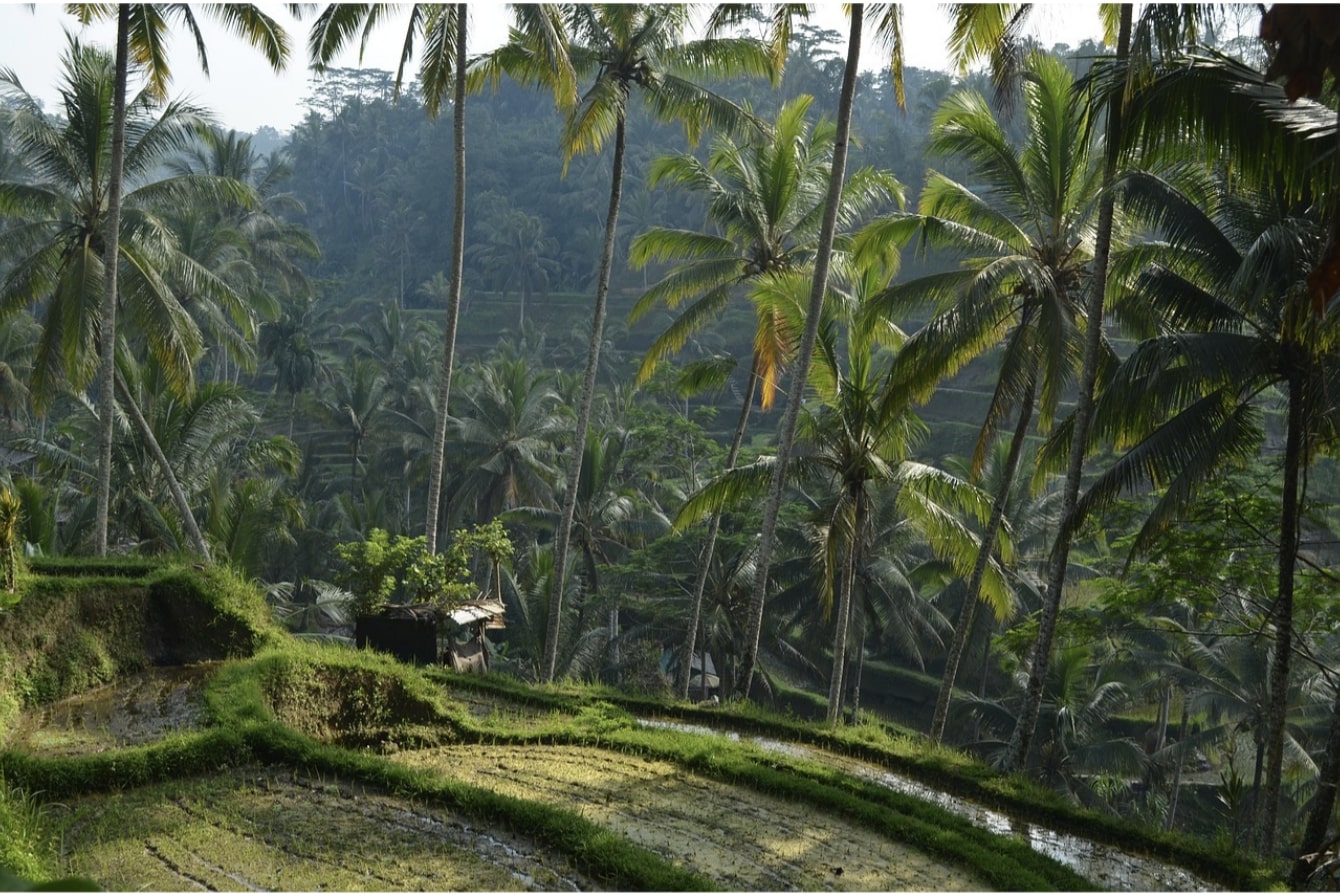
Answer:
335;530;460;615
334;522;514;615
0;488;22;593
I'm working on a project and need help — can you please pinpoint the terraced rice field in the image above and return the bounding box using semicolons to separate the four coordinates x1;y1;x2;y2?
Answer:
54;767;591;891
393;743;987;891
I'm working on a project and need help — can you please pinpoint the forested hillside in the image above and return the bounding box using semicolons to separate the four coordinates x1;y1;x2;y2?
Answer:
2;6;1339;883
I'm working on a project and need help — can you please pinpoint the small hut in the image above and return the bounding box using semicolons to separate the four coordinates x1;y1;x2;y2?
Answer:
442;600;506;673
355;599;506;671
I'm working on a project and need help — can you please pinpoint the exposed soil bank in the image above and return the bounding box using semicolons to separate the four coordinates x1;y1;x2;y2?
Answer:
394;743;988;891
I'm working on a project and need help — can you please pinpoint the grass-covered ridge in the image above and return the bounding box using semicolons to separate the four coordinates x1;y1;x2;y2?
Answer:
0;563;279;741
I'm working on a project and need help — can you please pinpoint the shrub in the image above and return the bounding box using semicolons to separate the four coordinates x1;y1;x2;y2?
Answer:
334;522;514;615
0;488;22;593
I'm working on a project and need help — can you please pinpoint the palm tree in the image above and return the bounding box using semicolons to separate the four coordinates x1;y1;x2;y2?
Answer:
164;127;318;386
679;272;1001;720
308;2;493;555
507;425;667;598
258;294;326;438
966;642;1145;801
448;355;567;524
472;209;561;328
69;2;290;556
321;355;390;489
869;51;1108;744
1056;167;1340;854
629;92;903;699
739;5;907;699
483;4;773;682
945;1;1236;779
0;38;258;557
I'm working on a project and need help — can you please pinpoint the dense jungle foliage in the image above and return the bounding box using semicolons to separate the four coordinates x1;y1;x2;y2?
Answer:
2;3;1340;885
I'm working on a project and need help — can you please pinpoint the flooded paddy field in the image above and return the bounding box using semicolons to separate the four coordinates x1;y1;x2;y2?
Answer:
5;664;216;755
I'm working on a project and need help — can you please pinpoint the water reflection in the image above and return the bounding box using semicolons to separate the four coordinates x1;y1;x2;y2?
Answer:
638;718;1220;892
10;664;215;754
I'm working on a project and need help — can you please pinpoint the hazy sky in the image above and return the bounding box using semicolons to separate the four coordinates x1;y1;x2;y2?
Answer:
0;3;1108;135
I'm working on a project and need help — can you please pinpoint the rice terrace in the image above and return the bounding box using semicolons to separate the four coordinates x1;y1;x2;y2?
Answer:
0;561;1273;890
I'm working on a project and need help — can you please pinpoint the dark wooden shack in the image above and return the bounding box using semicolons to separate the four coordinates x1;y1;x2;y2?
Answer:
355;604;440;665
355;600;506;671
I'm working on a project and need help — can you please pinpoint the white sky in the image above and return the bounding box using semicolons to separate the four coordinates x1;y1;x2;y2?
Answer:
0;3;1109;135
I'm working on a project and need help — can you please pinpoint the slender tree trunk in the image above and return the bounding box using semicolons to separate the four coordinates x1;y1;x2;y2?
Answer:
425;7;469;554
1250;735;1265;852
1147;682;1170;756
1005;6;1131;771
1165;692;1188;832
95;7;131;557
544;110;626;682
740;6;863;699
680;367;758;699
827;502;860;725
1291;88;1340;894
931;371;1036;743
850;627;866;722
972;611;992;742
1293;674;1340;887
114;374;210;560
1261;361;1306;855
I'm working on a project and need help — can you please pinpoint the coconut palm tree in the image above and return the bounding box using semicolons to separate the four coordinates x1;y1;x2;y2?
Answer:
739;4;908;699
868;50;1109;744
68;2;290;556
1107;36;1340;855
1056;166;1340;854
0;38;260;557
258;293;326;439
448;355;567;525
481;4;773;682
308;2;508;555
164;127;318;386
679;270;1002;721
472;209;561;328
629;92;903;699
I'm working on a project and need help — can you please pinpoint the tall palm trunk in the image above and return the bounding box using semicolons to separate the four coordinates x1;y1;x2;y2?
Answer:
1291;99;1340;891
114;374;210;559
680;366;759;700
1261;359;1306;854
1006;6;1131;770
827;492;862;725
543;110;627;683
95;6;131;557
740;6;863;699
425;7;468;555
931;370;1036;743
